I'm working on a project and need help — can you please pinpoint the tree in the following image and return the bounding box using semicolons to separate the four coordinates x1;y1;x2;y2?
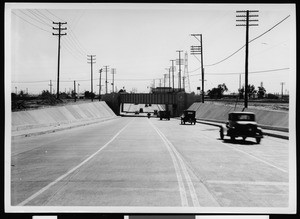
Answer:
207;83;228;99
84;91;95;99
257;86;266;99
238;84;257;99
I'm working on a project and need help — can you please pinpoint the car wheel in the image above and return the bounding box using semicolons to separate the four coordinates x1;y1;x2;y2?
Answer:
256;137;261;144
220;130;224;140
230;136;235;141
160;118;162;120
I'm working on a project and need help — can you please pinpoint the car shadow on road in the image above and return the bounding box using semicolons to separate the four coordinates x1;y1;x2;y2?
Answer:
220;138;257;145
179;123;196;125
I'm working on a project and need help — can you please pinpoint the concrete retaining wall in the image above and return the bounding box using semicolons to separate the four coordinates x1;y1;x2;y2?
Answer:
188;102;289;131
12;101;117;131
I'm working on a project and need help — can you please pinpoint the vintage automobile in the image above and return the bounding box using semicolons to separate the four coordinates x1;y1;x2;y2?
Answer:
219;112;263;144
181;110;196;125
159;110;170;120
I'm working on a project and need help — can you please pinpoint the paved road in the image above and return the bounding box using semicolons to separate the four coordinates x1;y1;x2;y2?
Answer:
11;117;289;207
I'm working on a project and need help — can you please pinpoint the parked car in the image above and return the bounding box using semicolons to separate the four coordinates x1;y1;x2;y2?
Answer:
181;110;196;125
159;110;170;120
220;112;263;143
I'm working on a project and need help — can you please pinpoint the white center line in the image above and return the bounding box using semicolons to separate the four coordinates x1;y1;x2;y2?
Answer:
148;120;188;207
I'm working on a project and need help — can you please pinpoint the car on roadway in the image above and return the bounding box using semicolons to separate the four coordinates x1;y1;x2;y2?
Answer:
181;110;196;125
159;110;170;120
219;112;263;144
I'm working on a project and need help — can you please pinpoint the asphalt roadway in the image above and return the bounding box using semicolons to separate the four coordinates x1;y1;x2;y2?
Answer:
11;116;289;208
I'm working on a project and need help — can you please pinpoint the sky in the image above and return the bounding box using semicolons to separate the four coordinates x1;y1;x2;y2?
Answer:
6;3;296;95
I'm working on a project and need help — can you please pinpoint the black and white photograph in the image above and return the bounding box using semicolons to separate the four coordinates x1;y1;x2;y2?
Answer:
4;2;296;214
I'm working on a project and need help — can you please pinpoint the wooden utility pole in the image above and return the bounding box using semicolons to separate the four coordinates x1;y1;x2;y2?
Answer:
111;68;116;93
176;50;183;90
191;34;204;102
99;68;102;101
87;55;96;101
74;80;76;102
170;60;175;92
280;82;285;99
236;10;259;108
52;22;67;99
103;65;109;94
49;80;53;94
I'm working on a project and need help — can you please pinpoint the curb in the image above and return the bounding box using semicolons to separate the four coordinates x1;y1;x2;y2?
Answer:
12;117;119;139
195;119;289;140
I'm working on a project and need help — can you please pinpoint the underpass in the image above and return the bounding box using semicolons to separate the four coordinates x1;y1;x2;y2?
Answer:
11;116;289;208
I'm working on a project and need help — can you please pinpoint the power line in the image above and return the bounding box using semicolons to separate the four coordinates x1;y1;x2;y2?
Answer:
33;9;53;22
67;25;88;54
19;10;52;27
62;37;86;58
61;41;85;61
205;15;290;67
11;11;52;33
26;9;52;27
189;67;289;77
36;9;88;55
12;67;289;84
45;9;66;22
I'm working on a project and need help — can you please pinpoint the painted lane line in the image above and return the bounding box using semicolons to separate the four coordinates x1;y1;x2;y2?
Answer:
199;131;288;173
224;144;288;173
148;120;188;206
17;119;134;206
154;126;200;207
206;180;289;186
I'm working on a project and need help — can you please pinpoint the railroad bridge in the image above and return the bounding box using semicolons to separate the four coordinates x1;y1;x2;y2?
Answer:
101;92;196;116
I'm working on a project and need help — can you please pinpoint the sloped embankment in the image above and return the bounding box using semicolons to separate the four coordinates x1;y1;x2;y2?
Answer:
12;101;117;131
188;102;289;131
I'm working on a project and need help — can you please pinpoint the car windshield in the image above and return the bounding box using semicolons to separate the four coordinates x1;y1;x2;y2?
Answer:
230;114;255;121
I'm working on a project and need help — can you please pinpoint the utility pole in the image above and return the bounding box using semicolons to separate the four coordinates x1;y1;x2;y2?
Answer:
280;82;285;99
236;10;259;108
170;59;175;92
74;80;76;102
49;80;53;94
52;22;67;99
176;50;183;90
163;74;168;90
87;55;96;101
191;34;204;103
103;65;109;94
111;68;116;93
168;68;171;88
165;68;170;89
184;51;190;93
239;74;241;90
99;68;102;101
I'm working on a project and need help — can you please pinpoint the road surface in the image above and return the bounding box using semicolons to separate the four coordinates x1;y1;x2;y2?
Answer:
11;116;289;207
